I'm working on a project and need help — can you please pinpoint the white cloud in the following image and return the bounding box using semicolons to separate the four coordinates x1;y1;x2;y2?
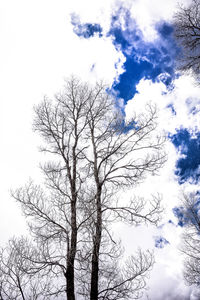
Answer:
125;74;200;135
129;0;191;42
124;75;200;218
123;74;200;298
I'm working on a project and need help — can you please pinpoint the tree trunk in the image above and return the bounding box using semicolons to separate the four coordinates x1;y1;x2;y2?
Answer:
66;264;75;300
66;199;77;300
17;276;26;300
66;137;78;300
90;188;102;300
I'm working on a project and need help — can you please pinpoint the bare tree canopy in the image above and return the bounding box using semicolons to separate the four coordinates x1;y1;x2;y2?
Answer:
178;193;200;287
8;77;166;300
174;0;200;79
0;236;54;300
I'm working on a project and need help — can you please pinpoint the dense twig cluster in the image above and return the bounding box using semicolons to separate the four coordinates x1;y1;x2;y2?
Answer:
179;193;200;287
174;0;200;80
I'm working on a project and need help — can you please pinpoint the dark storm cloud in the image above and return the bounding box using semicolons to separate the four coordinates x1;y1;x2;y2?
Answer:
71;14;103;38
170;129;200;184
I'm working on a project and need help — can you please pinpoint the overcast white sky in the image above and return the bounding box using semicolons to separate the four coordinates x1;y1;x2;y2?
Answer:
1;0;200;299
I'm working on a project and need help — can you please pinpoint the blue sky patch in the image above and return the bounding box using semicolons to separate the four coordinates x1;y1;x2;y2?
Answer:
173;197;200;228
170;129;200;184
118;119;137;134
157;22;173;37
71;14;103;38
167;104;176;115
154;236;170;248
168;219;174;225
112;54;152;101
185;97;200;115
109;26;132;50
173;206;188;227
71;8;179;103
107;7;179;103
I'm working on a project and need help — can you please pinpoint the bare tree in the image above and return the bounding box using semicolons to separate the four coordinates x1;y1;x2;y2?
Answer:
77;229;155;300
12;77;166;300
12;77;93;300
0;237;53;300
97;249;154;300
178;192;200;287
174;0;200;80
84;93;166;300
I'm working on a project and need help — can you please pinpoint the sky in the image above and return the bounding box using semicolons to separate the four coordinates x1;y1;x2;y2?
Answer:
1;0;200;299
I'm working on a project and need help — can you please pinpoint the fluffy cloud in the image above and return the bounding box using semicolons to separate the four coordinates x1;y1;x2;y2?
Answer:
125;75;200;132
129;0;190;42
